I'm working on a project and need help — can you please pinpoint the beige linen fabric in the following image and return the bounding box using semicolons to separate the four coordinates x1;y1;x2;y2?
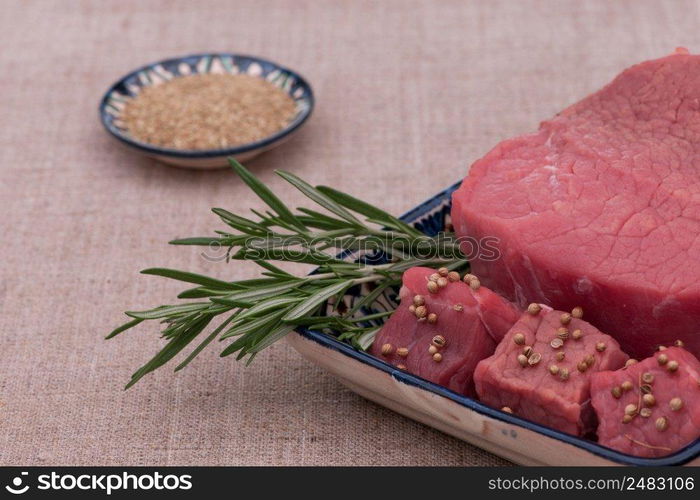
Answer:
1;0;698;466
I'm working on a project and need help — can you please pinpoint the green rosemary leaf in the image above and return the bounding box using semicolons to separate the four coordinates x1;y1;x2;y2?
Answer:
229;159;307;233
282;280;351;322
217;280;303;303
355;327;380;350
247;324;296;354
316;185;422;237
253;259;292;276
347;279;399;316
177;287;228;299
212;207;270;235
141;268;236;290
168;237;223;246
232;247;344;266
126;313;214;389
276;170;363;227
126;303;210;320
106;317;144;339
220;309;289;340
234;296;303;321
174;312;238;372
208;297;256;308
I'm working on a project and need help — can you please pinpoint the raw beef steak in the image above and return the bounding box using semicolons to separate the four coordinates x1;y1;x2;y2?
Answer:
591;346;700;457
452;49;700;359
474;306;628;435
370;267;520;395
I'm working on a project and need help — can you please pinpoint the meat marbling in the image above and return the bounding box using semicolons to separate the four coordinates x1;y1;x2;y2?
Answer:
452;49;700;359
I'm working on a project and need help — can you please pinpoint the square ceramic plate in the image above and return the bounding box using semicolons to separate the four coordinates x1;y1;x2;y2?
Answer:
287;182;700;466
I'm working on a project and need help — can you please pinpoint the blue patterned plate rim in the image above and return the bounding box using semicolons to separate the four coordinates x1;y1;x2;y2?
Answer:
297;180;700;466
99;53;314;158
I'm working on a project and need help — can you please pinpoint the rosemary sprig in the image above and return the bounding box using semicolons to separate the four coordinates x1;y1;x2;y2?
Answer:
109;159;466;388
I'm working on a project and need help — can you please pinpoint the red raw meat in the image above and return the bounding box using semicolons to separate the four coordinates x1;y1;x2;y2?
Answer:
591;346;700;457
452;49;700;359
474;307;628;435
370;267;520;395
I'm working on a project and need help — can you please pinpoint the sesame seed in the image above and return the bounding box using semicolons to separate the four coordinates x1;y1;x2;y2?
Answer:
427;281;439;294
555;351;566;362
557;327;569;340
528;352;542;366
625;359;638;368
414;305;427;318
501;406;514;414
621;381;634;392
549;365;559;375
657;353;669;365
585;354;595;367
658;345;667;351
643;394;656;407
522;346;534;358
670;397;683;411
396;347;409;357
560;368;570;381
436;277;448;288
427;313;438;324
428;345;438;355
380;344;394;356
438;267;449;277
453;303;464;312
429;273;440;282
447;271;461;282
408;305;416;314
432;352;443;362
624;404;638;415
622;414;633;424
571;306;583;319
674;339;685;347
560;313;572;325
655;416;668;432
642;372;654;384
413;295;425;306
517;354;529;367
572;329;583;340
595;342;607;352
640;408;652;418
397;364;407;370
611;386;622;399
527;303;542;315
577;361;588;373
513;333;526;345
469;278;481;290
640;384;652;395
667;360;679;372
122;73;297;150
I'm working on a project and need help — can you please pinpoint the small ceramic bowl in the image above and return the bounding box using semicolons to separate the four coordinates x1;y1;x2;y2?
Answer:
99;53;314;169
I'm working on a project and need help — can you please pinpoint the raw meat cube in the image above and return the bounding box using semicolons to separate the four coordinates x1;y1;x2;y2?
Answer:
591;346;700;457
370;267;520;396
474;306;628;435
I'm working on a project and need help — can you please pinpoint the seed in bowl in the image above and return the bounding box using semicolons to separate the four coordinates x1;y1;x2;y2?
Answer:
122;73;296;150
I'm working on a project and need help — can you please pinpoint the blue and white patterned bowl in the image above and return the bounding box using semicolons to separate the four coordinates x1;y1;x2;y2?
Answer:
99;53;314;169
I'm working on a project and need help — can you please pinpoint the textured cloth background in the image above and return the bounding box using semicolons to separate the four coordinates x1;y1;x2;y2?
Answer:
1;0;699;466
